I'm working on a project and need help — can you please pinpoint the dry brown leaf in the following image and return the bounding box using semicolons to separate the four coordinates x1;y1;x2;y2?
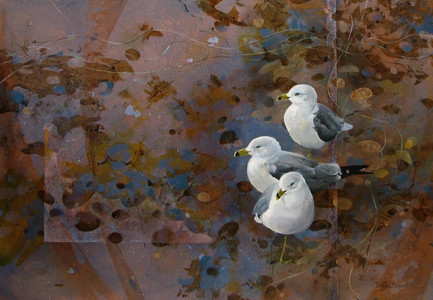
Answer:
333;197;353;210
125;49;140;61
374;169;389;179
333;78;346;88
197;192;211;203
350;87;373;102
339;65;359;73
396;150;412;165
420;98;433;109
404;138;418;149
253;18;264;27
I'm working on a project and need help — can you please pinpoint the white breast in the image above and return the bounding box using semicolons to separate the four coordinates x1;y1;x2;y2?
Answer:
247;157;278;193
284;105;326;149
260;188;314;235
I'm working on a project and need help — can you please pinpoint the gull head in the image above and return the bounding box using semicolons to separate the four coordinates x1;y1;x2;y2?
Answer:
277;84;317;105
234;136;281;159
276;172;306;200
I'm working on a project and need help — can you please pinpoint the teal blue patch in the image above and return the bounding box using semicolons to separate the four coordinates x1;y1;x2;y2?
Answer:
6;90;25;103
53;85;66;94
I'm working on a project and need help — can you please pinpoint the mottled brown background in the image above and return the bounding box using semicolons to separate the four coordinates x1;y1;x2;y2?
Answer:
1;0;432;299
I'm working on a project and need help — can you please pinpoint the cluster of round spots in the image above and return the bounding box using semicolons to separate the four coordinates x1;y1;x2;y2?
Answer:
236;181;253;193
219;130;239;145
151;228;175;247
38;190;55;205
74;211;101;232
108;232;123;243
112;209;129;220
125;49;141;61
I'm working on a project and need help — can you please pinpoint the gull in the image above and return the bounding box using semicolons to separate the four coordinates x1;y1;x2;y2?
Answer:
233;136;369;193
277;84;353;155
253;172;314;263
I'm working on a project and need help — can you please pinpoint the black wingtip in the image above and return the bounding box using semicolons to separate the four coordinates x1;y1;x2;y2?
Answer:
340;165;372;178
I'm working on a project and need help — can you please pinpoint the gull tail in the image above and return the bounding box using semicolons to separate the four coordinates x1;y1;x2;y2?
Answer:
342;122;353;131
340;165;371;178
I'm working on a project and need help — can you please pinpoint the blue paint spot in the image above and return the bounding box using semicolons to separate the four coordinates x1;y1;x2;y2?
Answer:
100;81;114;96
395;173;409;189
165;172;190;191
62;174;96;207
288;11;303;30
214;244;232;260
111;161;127;170
259;28;272;38
56;51;64;56
182;150;196;161
259;28;275;48
53;85;66;94
306;240;319;249
413;15;433;33
97;184;106;193
199;257;230;290
168;102;188;121
12;56;20;64
302;230;323;239
123;181;134;191
6;90;25;104
198;255;211;266
361;69;375;77
400;42;413;52
147;188;154;196
312;267;319;274
106;143;131;161
158;159;174;174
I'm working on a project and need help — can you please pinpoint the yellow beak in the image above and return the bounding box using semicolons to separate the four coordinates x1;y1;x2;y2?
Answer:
233;148;250;157
276;188;286;200
276;94;290;101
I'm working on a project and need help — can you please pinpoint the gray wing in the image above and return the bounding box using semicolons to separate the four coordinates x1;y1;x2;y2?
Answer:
266;151;318;179
252;184;275;219
266;151;342;193
313;104;345;142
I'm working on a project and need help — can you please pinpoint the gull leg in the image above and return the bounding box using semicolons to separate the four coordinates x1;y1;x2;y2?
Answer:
307;149;313;158
279;235;292;264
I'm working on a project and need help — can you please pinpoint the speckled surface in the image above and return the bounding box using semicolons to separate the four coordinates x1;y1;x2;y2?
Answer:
1;0;433;299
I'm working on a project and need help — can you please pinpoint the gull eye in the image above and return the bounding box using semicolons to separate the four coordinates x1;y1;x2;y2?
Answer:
290;182;295;186
255;145;261;149
295;93;301;96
